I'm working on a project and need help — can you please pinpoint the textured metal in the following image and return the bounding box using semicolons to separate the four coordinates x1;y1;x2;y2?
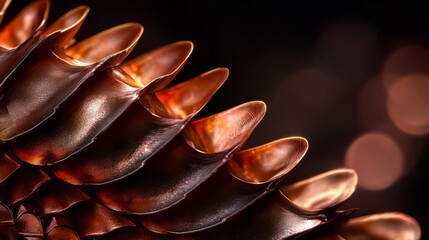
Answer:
95;100;264;214
22;180;90;217
9;40;192;166
50;201;135;238
0;0;11;23
0;150;19;183
336;212;422;240
0;0;49;83
46;226;80;240
0;22;142;141
0;166;50;205
0;1;421;240
51;67;227;186
0;203;15;240
140;136;307;233
280;168;358;213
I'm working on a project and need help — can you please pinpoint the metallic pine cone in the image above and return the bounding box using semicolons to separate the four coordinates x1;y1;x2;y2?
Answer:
0;0;422;239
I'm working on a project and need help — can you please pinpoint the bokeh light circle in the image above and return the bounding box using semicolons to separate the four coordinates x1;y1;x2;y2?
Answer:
386;74;429;135
345;132;403;191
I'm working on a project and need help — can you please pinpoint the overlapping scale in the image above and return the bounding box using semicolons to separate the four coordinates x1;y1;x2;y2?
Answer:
0;203;15;240
140;137;307;234
22;180;90;217
336;212;422;240
307;212;422;240
0;150;19;183
15;205;44;239
50;201;135;238
0;1;422;240
0;0;49;82
40;5;89;49
0;22;143;141
0;166;50;205
178;169;357;239
0;0;11;23
94;99;264;214
95;227;164;240
52;67;226;185
8;41;193;166
280;168;358;213
46;226;80;240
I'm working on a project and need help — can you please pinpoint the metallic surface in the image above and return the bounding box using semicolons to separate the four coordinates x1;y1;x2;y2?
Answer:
0;0;48;83
23;180;90;217
46;226;80;240
0;203;14;239
177;191;324;240
0;22;143;141
140;135;307;234
15;205;44;239
95;227;163;240
52;67;227;185
51;201;135;238
280;168;358;213
0;166;50;205
9;41;193;165
0;150;19;183
0;0;11;23
0;1;422;239
95;99;263;215
227;137;308;184
179;169;358;240
337;212;422;240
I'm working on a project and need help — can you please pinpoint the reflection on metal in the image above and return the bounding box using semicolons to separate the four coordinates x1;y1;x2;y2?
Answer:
337;212;421;240
0;150;19;183
0;0;11;23
46;226;80;240
15;205;44;239
8;41;193;165
140;137;307;234
0;202;14;239
0;0;49;82
50;201;135;238
280;168;358;212
52;68;228;185
23;180;90;217
0;1;422;240
0;167;50;205
95;100;264;214
178;169;357;240
95;227;164;240
0;22;143;141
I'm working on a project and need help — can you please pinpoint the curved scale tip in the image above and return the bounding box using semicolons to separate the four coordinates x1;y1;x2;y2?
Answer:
120;40;194;88
46;226;80;240
182;101;266;153
64;22;143;65
280;168;358;212
0;202;13;224
0;0;11;23
227;136;308;184
338;212;421;240
16;211;44;238
0;0;50;49
0;153;20;183
42;5;90;47
95;227;164;240
143;67;228;119
53;201;135;238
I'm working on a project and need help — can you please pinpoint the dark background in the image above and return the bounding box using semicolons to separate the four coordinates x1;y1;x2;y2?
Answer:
5;0;429;238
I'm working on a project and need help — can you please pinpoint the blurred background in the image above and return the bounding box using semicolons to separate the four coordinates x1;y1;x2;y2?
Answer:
6;0;429;238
